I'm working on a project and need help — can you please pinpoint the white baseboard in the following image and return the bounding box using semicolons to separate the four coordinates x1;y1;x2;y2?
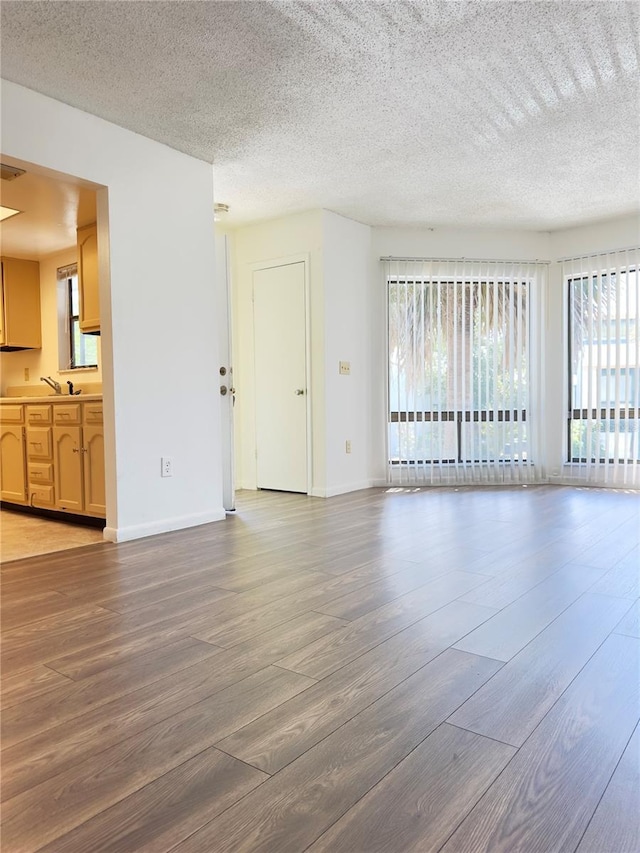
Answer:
103;507;226;543
309;480;375;498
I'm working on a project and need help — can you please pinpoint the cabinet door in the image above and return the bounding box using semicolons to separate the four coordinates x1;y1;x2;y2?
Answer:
0;257;42;348
0;261;5;346
0;425;27;503
53;425;84;512
83;425;106;517
77;224;100;334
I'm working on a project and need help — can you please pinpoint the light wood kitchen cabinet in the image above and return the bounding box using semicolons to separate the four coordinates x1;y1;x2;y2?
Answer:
77;223;100;334
0;404;27;503
83;424;106;516
26;404;54;508
53;402;105;516
1;398;105;518
53;423;84;513
0;257;42;350
82;401;105;516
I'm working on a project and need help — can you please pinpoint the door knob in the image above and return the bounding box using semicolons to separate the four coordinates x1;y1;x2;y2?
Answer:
295;389;305;396
220;386;228;396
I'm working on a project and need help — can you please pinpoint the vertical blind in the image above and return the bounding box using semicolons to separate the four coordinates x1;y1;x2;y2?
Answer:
564;247;639;488
56;263;78;280
385;258;546;486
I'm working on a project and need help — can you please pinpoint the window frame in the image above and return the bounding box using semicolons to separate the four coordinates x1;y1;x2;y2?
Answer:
566;267;639;465
57;264;99;371
387;275;531;467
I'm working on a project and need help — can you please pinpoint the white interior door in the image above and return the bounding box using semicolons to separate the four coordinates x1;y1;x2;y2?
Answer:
253;262;308;493
215;231;235;511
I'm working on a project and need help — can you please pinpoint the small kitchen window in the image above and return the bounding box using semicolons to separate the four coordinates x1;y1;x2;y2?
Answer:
57;264;98;369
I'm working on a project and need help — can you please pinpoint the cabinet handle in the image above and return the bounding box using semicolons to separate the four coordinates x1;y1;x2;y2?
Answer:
72;447;79;453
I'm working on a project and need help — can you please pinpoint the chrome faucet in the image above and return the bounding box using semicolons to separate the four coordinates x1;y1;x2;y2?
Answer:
40;376;62;395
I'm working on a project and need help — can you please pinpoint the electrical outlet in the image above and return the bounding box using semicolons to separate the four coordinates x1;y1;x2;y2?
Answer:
161;456;173;477
345;440;352;454
24;367;30;381
339;361;351;375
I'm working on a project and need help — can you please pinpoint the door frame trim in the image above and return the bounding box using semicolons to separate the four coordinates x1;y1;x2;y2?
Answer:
250;254;312;495
216;231;236;511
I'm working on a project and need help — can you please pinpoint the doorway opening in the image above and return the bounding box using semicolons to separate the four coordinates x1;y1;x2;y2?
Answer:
0;155;111;562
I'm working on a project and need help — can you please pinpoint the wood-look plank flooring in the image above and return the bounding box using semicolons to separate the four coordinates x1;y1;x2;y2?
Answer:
1;485;638;853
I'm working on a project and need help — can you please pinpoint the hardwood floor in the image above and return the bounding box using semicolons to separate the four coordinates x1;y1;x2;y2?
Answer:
0;485;638;853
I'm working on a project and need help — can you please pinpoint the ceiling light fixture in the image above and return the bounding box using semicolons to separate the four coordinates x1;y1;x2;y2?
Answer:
0;164;26;181
214;203;230;221
0;206;22;222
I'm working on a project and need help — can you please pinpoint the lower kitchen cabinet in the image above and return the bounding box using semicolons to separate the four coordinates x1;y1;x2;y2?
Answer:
53;401;105;517
53;424;84;513
0;423;27;503
1;399;105;519
83;424;106;516
26;404;55;508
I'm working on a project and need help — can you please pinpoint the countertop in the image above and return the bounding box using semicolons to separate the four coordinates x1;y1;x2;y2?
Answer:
0;394;103;404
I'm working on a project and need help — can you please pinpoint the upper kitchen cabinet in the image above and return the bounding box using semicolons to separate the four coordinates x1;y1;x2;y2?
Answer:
77;222;100;334
0;256;41;350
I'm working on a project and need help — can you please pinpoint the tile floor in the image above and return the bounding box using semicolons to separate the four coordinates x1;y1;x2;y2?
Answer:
0;508;106;562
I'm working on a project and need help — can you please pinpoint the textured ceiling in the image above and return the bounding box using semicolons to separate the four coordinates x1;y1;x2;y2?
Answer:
1;1;639;230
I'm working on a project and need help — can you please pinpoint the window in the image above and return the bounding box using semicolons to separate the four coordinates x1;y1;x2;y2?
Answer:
385;258;544;485
599;368;637;407
567;262;639;470
58;264;98;369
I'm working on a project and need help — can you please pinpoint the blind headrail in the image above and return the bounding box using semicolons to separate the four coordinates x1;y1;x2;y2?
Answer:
380;256;550;265
56;263;78;280
556;246;639;264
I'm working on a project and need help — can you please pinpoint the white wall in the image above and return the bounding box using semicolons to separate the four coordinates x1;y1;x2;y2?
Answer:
373;226;552;262
231;209;374;498
1;248;104;393
2;80;224;540
233;215;637;493
230;210;324;491
549;214;640;259
322;210;372;496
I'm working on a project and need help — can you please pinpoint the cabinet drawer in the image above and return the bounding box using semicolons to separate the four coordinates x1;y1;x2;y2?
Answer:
26;427;53;460
26;405;52;425
30;484;55;507
83;403;103;425
28;462;54;485
0;405;24;424
54;404;81;425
